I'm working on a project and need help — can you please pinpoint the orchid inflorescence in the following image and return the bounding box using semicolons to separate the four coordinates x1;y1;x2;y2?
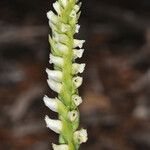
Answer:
43;0;87;149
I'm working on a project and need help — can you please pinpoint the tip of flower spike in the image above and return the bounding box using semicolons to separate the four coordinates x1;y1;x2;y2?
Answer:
45;115;62;134
52;144;69;150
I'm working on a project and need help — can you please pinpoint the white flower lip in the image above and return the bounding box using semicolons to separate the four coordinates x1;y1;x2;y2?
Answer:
46;68;63;82
68;110;78;122
73;39;85;48
53;1;61;15
73;76;83;88
43;96;58;112
47;79;62;93
72;63;86;74
73;49;84;59
75;24;80;33
74;129;88;144
47;11;58;24
45;115;62;134
72;95;82;106
52;143;69;150
49;54;64;67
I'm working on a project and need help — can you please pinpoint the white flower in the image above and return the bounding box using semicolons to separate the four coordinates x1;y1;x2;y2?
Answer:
52;144;69;150
53;1;61;15
75;24;80;33
74;5;80;12
46;68;63;82
60;23;70;33
55;43;69;54
47;11;58;24
72;95;82;106
68;110;79;122
54;33;68;43
73;76;83;88
73;49;84;59
73;39;85;48
49;54;64;67
72;63;86;74
43;96;58;112
45;115;62;134
74;129;88;144
60;0;68;8
47;79;62;93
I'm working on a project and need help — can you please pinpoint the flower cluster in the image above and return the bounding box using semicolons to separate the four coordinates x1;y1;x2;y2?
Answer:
43;0;87;149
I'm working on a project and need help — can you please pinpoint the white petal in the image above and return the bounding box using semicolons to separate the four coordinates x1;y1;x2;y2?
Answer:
70;10;76;18
74;5;80;12
60;0;67;7
68;110;78;122
72;63;86;74
52;144;69;150
49;54;64;67
73;76;83;88
46;68;63;81
73;49;84;59
47;11;58;24
60;23;70;33
55;43;68;54
75;24;80;33
47;79;62;93
43;95;58;112
72;95;82;106
73;39;85;48
45;115;62;133
74;129;88;144
53;1;61;15
54;33;68;43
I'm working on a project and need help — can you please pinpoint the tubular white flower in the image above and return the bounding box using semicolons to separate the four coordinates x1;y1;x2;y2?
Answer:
75;24;80;33
52;144;69;150
70;10;76;18
72;63;86;74
68;110;79;122
45;115;62;134
73;76;83;88
72;95;82;106
73;39;85;48
46;68;63;81
47;11;58;24
73;49;84;59
43;95;58;112
49;54;64;67
53;1;61;15
54;33;68;43
60;0;68;8
55;43;69;54
74;5;80;12
47;79;62;93
74;129;88;144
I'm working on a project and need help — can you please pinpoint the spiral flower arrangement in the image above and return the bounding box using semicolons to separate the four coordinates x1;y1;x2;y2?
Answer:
43;0;87;150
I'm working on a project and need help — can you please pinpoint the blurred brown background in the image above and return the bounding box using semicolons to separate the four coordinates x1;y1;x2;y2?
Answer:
0;0;150;150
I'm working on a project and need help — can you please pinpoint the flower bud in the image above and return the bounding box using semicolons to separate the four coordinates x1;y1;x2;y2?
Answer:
47;79;62;93
60;0;67;8
52;144;69;150
49;54;64;67
72;63;85;74
73;49;84;59
43;96;58;112
74;5;80;12
73;76;83;88
73;39;85;48
45;115;62;134
70;10;76;18
46;68;63;82
72;95;82;106
53;1;61;15
68;110;79;122
74;129;88;144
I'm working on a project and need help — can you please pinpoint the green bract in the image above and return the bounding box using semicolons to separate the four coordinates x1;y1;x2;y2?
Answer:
43;0;87;150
